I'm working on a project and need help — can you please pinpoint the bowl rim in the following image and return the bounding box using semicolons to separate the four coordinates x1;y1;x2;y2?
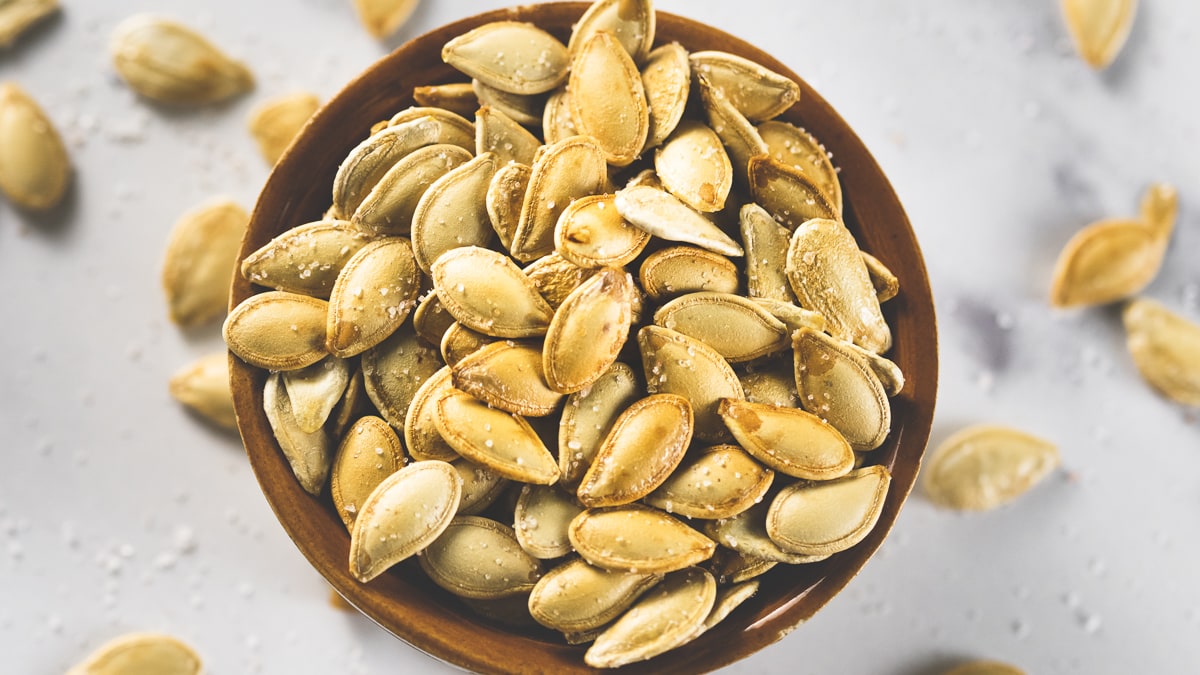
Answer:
230;3;939;673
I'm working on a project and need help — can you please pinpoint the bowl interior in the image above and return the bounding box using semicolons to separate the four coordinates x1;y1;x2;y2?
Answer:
230;3;938;673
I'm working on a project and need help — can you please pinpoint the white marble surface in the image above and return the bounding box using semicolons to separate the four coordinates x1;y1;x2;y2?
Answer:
2;1;1198;673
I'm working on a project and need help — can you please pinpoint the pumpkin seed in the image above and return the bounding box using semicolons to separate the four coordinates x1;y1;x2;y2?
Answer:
486;161;531;253
514;484;585;559
264;372;333;496
411;152;498;273
702;501;828;564
161;199;247;327
645;444;774;520
434;390;560;484
529;557;661;632
861;251;899;303
361;327;443;429
697;75;769;189
349;459;461;582
352;0;419;39
757;119;842;213
1049;217;1165;308
453;341;564;416
109;15;253;105
247;92;320;165
792;328;891;451
240;220;375;299
752;297;827;335
786;218;891;353
739;205;796;304
748;155;838;229
412;292;455;347
442;21;569;95
738;358;801;408
352;144;473;235
0;82;70;210
544;268;635;394
387;105;477;137
554;194;651;269
168;353;237;431
1123;298;1200;406
654;120;732;213
924;425;1059;511
688;51;799;122
584;567;715;668
718;398;854;480
558;362;641;485
440;321;498;368
943;660;1027;675
700;579;758;633
413;82;478;118
453;458;508;515
330;415;407;528
615;185;744;257
223;291;329;371
568;0;655;63
471;79;546;126
707;547;777;584
577;394;693;508
541;88;578;145
570;31;649;167
0;0;58;49
475;106;540;166
432;246;555;337
402;366;459;462
654;291;789;362
766;464;892;556
638;325;744;441
513;135;608;262
568;504;716;573
66;632;201;675
330;368;369;439
1062;0;1136;69
418;515;543;599
641;42;691;149
525;253;596;308
327;237;421;357
1140;182;1177;240
282;355;352;433
638;245;740;299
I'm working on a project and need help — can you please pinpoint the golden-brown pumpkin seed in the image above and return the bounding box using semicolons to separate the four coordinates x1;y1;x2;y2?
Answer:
476;106;540;166
352;0;419;39
471;79;546;126
570;31;649;167
486;161;531;253
515;484;585;559
0;82;70;210
654;291;789;362
282;355;352;433
330;368;369;439
0;0;58;49
584;567;715;669
161;199;247;327
861;251;900;303
453;458;508;515
700;579;758;633
645;444;774;520
793;328;891;451
641;42;691;149
544;268;634;394
786;218;891;353
639;325;744;441
702;501;828;565
943;660;1027;675
1062;0;1137;69
440;321;497;368
558;362;641;485
654;120;732;213
247;92;320;165
263;373;332;496
513;135;609;261
751;297;827;335
435;390;560;484
348;459;461;582
615;185;744;257
240;220;375;299
739;202;796;302
418;515;543;599
352;144;473;235
757;119;842;212
412;292;455;347
327;237;421;357
689;51;799;122
66;632;201;675
718;398;854;480
554;194;651;269
411;152;498;273
541;88;578;145
413;82;478;118
696;75;768;189
766;464;891;556
361;327;443;429
577;394;693;508
524;253;593;308
109;15;253;105
569;504;716;573
568;0;655;63
223;291;328;371
168;353;237;431
638;245;740;299
923;425;1059;511
739;358;801;408
529;557;661;632
442;21;568;95
403;366;460;462
330;416;407;528
453;341;564;416
432;246;555;337
1048;217;1165;308
1123;298;1200;406
1140;182;1177;240
748;155;838;229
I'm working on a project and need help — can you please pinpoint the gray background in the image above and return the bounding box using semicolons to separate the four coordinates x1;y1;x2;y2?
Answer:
2;1;1198;673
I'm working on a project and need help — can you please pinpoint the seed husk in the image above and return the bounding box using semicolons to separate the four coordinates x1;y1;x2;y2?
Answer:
413;82;479;119
161;199;247;327
696;75;768;190
1062;0;1137;69
330;368;369;439
739;358;801;408
440;321;498;368
554;194;651;269
577;394;693;508
638;325;744;441
1048;217;1165;308
641;42;691;149
442;21;569;95
792;328;892;451
486;160;531;253
654;291;789;362
434;390;560;484
752;297;827;335
523;252;594;309
943;660;1027;675
1140;182;1177;240
66;632;202;675
352;0;419;39
654;119;732;213
403;366;460;462
923;425;1059;512
471;79;546;126
453;341;565;416
223;291;329;371
513;135;609;262
247;92;320;165
0;0;59;49
558;362;641;485
418;515;543;599
282;355;352;433
766;464;892;556
748;155;838;229
109;15;253;105
638;245;740;299
168;353;237;431
387;105;477;133
568;0;655;63
544;268;634;394
264;372;332;496
411;152;498;273
330;415;407;528
584;567;716;668
529;557;661;632
541;87;578;145
453;458;508;515
412;292;456;347
361;327;443;429
432;246;555;338
0;82;70;210
1123;298;1200;406
514;484;586;559
327;237;421;357
702;501;828;565
352;144;473;235
718;398;854;480
570;31;649;167
349;459;462;582
861;251;900;303
757;119;842;213
568;504;716;574
240;220;375;299
738;204;796;304
645;444;774;520
475;106;540;166
689;50;799;121
615;185;744;257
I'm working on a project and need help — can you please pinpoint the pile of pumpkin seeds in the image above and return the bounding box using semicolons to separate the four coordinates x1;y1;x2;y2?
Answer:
223;0;907;667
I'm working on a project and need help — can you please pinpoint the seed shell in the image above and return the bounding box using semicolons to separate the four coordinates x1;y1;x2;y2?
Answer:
700;579;759;633
524;253;595;309
247;92;320;165
638;325;744;441
330;415;407;528
403;366;460;462
413;82;479;118
475;106;540;166
654;119;732;213
638;245;740;299
568;0;655;63
793;328;892;451
654;291;789;363
766;464;892;556
263;373;332;496
645;444;774;520
718;398;854;480
486;161;531;253
65;632;202;675
0;0;59;49
514;484;585;559
434;390;560;484
861;251;900;303
757;119;842;212
1048;217;1165;308
925;425;1061;512
615;185;744;257
1123;298;1200;406
568;504;716;574
440;321;498;368
752;298;826;335
697;75;768;189
453;459;508;515
412;292;455;347
702;501;828;565
327;237;421;357
528;557;661;632
161;199;247;327
748;155;838;229
109;14;253;105
282;355;352;433
352;144;473;235
168;353;237;431
453;341;564;416
541;88;579;145
418;515;543;599
411;152;498;273
0;82;70;210
688;50;800;121
554;194;651;269
577;394;693;508
569;31;649;167
361;327;443;429
558;362;641;485
223;291;329;371
442;21;568;95
1062;0;1137;69
544;268;634;394
240;220;376;298
471;79;546;126
432;246;555;338
641;42;691;149
513;135;609;262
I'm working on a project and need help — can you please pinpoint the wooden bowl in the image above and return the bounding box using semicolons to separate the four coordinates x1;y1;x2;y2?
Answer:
230;3;938;673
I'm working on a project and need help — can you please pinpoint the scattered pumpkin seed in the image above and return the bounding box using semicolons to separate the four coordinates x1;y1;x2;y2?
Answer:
1123;298;1200;406
1061;0;1136;69
66;632;202;675
924;425;1059;511
0;82;70;210
352;0;419;39
0;0;58;49
168;353;237;431
247;92;320;165
109;15;253;104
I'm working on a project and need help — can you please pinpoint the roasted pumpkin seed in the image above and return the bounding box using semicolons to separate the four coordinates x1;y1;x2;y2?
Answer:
541;87;578;145
432;246;555;337
766;464;892;556
702;501;828;565
418;515;543;599
524;253;594;308
654;291;789;362
513;135;609;261
1049;217;1165;308
282;355;352;433
558;362;641;485
924;425;1060;511
689;50;799;121
654;120;732;213
529;557;661;632
352;0;419;39
223;291;329;371
793;328;892;451
403;366;460;462
696;74;768;189
453;341;564;416
440;321;498;368
361;327;443;429
752;297;827;334
413;82;478;118
240;220;375;299
638;245;740;299
584;567;715;668
569;31;649;166
453;458;508;515
352;144;473;235
0;82;70;210
264;373;333;496
748;155;838;229
168;353;237;431
718;398;854;480
0;0;58;49
330;416;407;528
326;237;421;357
434;390;560;484
757;119;842;212
645;444;774;520
411;152;498;273
569;504;716;574
554;194;651;269
486;161;532;253
544;268;635;394
568;0;655;63
943;660;1028;675
639;325;744;441
615;185;744;257
700;579;758;633
442;21;569;95
641;42;691;149
161;199;247;327
1123;298;1200;406
471;79;546;126
861;251;900;303
412;292;455;347
1062;0;1136;69
577;394;693;508
475;106;540;166
738;358;801;408
109;15;253;105
515;484;586;559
